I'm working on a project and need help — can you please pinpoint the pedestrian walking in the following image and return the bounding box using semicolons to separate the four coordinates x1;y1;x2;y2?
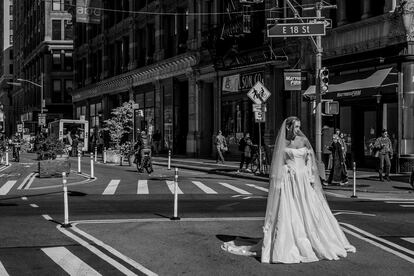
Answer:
215;130;227;164
221;116;355;263
373;129;393;181
152;129;161;155
237;133;252;172
139;130;154;175
327;134;348;185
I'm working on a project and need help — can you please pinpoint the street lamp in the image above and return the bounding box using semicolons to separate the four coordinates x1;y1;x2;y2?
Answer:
16;73;45;114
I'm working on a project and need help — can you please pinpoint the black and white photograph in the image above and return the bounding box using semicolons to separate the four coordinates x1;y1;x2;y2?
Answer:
0;0;414;275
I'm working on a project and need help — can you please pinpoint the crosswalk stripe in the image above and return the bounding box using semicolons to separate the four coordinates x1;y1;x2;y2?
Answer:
0;260;9;276
246;184;269;192
102;180;120;195
41;247;101;276
385;201;414;204
137;180;149;194
402;238;414;243
399;205;414;208
191;181;217;194
219;182;251;195
166;181;183;194
0;180;17;195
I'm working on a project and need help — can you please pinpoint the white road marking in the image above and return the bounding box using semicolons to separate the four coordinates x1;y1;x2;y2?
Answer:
71;217;264;225
30;204;38;208
399;205;414;208
42;214;53;221
41;247;102;276
102;180;120;195
341;223;414;264
245;183;269;192
137;180;149;194
71;224;158;276
218;182;251;195
385;201;414;203
17;172;34;190
21;197;27;200
57;226;141;276
0;260;9;276
402;238;414;244
165;181;183;194
191;181;217;194
0;180;17;195
24;173;37;190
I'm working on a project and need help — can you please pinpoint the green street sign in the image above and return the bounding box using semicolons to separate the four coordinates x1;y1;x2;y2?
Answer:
267;22;326;37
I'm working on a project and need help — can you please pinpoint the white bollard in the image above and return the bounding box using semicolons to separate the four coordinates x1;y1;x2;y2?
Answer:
168;150;171;170
103;147;107;164
171;167;180;220
351;162;358;198
62;172;71;227
77;149;81;174
5;147;9;166
90;153;95;179
94;146;98;162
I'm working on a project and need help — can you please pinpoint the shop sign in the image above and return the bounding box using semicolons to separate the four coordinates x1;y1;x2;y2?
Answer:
76;0;101;24
222;72;264;94
284;70;306;91
222;74;240;92
336;90;361;98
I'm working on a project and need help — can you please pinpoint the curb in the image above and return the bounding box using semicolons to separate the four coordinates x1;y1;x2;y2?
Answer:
153;161;413;195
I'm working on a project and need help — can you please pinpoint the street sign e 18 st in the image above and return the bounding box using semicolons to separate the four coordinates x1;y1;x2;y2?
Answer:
267;22;326;37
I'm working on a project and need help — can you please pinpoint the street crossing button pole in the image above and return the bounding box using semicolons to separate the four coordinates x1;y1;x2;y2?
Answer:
5;146;8;166
351;162;358;198
77;149;81;174
103;147;107;164
62;172;71;228
168;150;171;170
171;167;181;220
90;153;95;179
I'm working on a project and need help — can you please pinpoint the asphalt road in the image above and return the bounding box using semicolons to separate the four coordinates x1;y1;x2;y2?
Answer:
0;154;413;275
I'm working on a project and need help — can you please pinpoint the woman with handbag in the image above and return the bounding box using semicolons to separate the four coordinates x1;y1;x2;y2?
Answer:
215;130;227;164
327;134;348;185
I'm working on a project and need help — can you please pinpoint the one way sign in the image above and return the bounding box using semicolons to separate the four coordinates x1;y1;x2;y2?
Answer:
247;81;271;104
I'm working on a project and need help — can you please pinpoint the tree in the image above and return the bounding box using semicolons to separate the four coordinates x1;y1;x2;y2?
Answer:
101;101;134;150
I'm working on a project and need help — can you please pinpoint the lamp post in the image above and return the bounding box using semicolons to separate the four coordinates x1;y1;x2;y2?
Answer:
16;73;45;114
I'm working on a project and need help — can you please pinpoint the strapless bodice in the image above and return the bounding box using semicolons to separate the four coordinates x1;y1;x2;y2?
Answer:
285;147;308;169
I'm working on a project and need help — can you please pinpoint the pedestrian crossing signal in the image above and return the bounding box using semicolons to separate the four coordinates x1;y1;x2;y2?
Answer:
319;67;329;94
322;101;339;115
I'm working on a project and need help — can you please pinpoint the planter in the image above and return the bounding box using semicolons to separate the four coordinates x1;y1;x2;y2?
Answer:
38;157;70;178
105;150;121;163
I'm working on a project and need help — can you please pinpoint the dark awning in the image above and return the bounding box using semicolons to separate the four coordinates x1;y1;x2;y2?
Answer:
303;68;394;98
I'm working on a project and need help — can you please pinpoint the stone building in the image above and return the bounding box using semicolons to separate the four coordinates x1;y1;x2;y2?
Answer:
11;0;73;135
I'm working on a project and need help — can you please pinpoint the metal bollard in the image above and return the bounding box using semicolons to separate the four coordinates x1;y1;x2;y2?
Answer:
5;147;9;166
77;149;81;174
90;153;95;179
94;146;98;162
62;172;71;228
168;150;171;170
351;162;358;198
171;167;180;220
103;147;107;164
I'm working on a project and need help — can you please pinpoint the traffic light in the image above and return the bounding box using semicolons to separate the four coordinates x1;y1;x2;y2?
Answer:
322;101;339;115
319;67;329;94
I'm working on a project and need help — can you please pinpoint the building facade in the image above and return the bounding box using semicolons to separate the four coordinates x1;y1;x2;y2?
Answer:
12;0;73;136
302;0;413;172
0;0;13;136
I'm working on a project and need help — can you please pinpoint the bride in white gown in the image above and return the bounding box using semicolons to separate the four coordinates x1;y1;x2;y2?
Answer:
222;116;356;263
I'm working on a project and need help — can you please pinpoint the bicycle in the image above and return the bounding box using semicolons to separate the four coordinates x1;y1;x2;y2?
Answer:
250;145;268;174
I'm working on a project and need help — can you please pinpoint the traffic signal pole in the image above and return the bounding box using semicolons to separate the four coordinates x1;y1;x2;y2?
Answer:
315;3;323;162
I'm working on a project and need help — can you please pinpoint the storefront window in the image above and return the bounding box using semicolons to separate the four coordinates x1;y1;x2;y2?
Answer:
363;110;377;156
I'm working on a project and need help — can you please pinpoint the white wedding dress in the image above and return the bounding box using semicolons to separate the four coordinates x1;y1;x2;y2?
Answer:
222;147;356;263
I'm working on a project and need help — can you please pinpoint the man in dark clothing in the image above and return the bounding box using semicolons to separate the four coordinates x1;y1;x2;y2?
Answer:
374;129;393;181
237;133;252;173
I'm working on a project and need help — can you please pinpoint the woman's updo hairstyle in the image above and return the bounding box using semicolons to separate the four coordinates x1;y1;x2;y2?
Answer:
285;116;300;141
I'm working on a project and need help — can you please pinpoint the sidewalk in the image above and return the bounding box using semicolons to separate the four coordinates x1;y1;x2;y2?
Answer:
152;156;414;195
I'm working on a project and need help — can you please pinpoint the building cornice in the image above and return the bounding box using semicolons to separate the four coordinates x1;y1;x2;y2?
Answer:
72;52;199;102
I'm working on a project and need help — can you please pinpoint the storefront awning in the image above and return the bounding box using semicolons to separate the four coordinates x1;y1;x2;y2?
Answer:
303;67;393;98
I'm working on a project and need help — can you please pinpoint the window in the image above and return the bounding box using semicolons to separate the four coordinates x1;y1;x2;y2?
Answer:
9;64;13;74
10;5;13;15
52;79;62;103
64;20;73;40
52;20;62;40
53;53;62;70
64;80;73;103
64;52;73;71
10;20;13;30
53;0;62;11
9;35;13;44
